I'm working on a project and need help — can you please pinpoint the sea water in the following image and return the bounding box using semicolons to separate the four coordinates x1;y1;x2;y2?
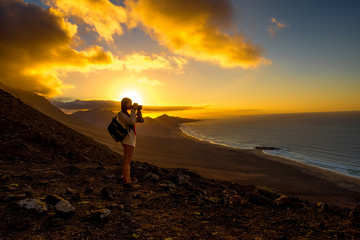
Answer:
180;112;360;178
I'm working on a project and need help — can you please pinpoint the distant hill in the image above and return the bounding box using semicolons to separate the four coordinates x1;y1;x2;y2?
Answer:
0;89;120;164
71;109;116;128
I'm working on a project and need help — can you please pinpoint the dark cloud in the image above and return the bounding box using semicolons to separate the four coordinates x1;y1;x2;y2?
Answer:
126;0;270;68
0;0;113;97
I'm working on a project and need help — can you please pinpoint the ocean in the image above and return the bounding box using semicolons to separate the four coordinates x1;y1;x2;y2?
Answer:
180;112;360;178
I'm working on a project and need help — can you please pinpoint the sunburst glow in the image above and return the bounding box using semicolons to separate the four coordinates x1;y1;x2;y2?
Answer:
119;90;142;105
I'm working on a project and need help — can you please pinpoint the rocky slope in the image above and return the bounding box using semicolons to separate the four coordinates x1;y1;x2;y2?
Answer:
1;89;360;239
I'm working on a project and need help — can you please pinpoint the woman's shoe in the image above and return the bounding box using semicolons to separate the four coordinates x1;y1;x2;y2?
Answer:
123;182;140;189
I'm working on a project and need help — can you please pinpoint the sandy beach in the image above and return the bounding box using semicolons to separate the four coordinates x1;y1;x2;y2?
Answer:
134;116;360;207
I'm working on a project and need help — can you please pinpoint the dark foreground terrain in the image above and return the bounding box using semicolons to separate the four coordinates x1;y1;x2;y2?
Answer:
1;89;360;239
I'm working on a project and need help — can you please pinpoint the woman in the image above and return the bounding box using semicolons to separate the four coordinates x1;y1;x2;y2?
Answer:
117;97;144;189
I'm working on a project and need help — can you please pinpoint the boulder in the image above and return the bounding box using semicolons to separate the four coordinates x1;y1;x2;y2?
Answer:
55;200;75;216
17;198;48;214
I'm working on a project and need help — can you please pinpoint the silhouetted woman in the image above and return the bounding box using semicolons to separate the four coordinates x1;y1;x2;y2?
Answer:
117;97;143;189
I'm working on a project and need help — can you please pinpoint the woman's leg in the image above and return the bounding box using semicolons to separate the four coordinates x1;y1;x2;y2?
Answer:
122;144;134;184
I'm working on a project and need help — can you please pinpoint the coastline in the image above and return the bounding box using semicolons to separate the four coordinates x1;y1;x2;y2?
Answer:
135;117;360;207
180;122;360;179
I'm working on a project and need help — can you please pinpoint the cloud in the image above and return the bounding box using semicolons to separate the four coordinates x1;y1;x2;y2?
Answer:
45;0;127;43
125;0;270;68
137;77;163;86
117;52;171;71
51;98;207;112
0;0;114;97
113;52;187;73
268;17;288;37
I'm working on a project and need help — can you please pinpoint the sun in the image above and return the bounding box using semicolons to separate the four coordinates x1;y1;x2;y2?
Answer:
119;90;143;104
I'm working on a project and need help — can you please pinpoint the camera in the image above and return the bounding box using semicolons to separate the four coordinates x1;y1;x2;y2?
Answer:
132;103;142;110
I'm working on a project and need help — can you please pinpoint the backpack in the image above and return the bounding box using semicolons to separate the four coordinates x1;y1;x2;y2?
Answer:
108;114;128;142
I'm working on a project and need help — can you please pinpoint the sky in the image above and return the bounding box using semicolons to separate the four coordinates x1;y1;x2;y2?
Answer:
1;0;360;118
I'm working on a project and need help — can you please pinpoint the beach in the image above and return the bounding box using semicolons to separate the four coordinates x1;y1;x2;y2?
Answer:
135;116;360;207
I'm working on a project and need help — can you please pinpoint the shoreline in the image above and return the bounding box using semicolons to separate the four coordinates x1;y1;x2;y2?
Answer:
135;118;360;207
179;122;360;180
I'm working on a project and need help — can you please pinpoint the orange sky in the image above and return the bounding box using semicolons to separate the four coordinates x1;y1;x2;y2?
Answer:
1;0;359;118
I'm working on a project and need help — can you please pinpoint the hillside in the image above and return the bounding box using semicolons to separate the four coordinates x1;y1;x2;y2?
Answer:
1;89;360;239
0;84;122;154
0;89;121;166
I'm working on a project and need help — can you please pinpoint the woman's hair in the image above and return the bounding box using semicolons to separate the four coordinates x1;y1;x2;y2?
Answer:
121;97;132;115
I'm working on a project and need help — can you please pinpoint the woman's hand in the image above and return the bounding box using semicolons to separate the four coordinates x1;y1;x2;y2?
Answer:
131;103;138;110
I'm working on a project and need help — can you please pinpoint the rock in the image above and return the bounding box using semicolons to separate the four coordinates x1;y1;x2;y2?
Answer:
316;202;330;212
87;209;111;221
158;180;176;190
55;200;75;216
255;146;280;150
175;174;191;186
132;233;140;239
203;196;221;205
158;183;176;190
45;194;64;206
276;195;303;208
276;195;293;207
106;203;122;210
17;198;48;214
144;172;160;182
62;188;74;196
255;186;280;199
229;195;243;205
4;183;19;191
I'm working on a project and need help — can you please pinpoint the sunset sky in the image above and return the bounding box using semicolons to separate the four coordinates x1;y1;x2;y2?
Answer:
1;0;360;118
